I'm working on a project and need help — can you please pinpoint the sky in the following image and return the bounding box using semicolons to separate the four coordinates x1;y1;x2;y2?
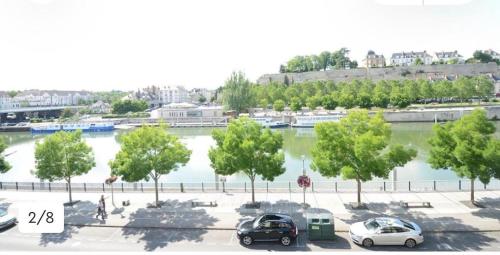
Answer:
0;0;498;91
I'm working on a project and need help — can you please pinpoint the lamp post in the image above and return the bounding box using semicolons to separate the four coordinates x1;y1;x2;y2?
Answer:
105;176;118;207
302;155;306;205
296;155;311;208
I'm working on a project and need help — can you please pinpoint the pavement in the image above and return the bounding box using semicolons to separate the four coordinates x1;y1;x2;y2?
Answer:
1;190;500;233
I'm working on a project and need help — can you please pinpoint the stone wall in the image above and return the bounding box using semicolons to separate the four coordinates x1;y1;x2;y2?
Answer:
257;63;500;84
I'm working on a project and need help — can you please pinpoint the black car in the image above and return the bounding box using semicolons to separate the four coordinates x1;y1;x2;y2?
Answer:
237;213;298;246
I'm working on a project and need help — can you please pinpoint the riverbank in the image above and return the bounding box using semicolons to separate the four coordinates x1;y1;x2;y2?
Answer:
1;190;500;232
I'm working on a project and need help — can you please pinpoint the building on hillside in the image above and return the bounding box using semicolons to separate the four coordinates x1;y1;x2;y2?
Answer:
189;88;215;104
89;101;112;114
0;90;94;110
160;86;189;105
390;51;433;66
363;50;386;68
434;51;464;64
480;49;500;60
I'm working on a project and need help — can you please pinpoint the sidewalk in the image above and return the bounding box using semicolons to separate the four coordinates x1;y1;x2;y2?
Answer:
1;190;500;232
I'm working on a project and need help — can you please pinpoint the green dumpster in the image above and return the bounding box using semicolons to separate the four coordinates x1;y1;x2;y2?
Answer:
307;213;335;241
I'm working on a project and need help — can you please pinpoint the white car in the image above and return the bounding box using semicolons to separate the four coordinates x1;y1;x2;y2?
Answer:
349;217;424;248
0;209;17;230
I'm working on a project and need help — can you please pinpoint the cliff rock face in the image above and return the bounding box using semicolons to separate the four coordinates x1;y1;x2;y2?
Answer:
257;63;500;84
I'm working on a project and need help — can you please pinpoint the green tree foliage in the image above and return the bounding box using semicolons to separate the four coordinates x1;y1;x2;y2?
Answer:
321;95;338;110
428;109;500;203
414;58;424;65
273;99;285;112
0;137;11;174
281;48;357;73
60;108;75;119
259;99;268;109
306;95;323;110
34;131;95;204
112;99;148;114
454;77;476;102
473;51;493;63
198;95;207;104
290;97;303;112
94;90;128;104
109;125;191;207
7;91;19;98
221;71;255;114
312;110;416;204
208;118;285;203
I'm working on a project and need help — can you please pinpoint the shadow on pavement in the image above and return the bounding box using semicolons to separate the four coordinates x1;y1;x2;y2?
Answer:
39;200;101;246
120;199;218;251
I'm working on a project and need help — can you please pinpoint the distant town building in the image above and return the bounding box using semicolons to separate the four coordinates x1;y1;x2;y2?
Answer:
0;90;94;110
363;50;386;68
160;86;189;105
89;100;112;114
434;50;464;64
390;51;433;66
480;49;500;60
188;88;215;104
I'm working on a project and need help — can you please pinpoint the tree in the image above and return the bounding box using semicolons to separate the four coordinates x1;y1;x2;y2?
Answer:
34;130;95;204
474;76;494;100
414;58;424;66
60;108;74;119
321;95;338;110
290;97;302;112
454;77;475;102
221;71;254;114
0;137;11;174
7;91;19;98
428;109;500;204
338;92;356;109
259;99;268;109
273;99;285;112
306;95;322;110
318;51;332;71
112;99;148;114
208;118;285;204
311;110;416;205
198;95;207;104
473;50;493;63
109;125;191;207
418;80;434;102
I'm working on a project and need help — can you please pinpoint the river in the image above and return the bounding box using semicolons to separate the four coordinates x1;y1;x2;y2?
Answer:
1;122;499;184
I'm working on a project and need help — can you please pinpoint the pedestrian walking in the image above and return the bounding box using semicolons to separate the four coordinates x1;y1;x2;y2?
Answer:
100;195;107;217
96;199;104;220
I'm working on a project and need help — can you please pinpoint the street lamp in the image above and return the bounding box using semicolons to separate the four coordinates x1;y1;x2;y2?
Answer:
297;155;310;208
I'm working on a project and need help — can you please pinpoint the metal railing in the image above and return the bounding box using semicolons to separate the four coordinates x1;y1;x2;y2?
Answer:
1;179;499;193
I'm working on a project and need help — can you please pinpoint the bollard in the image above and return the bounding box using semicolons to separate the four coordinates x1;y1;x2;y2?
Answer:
202;182;204;192
484;183;487;190
0;182;2;190
459;180;461;190
32;182;34;191
84;183;87;192
16;182;18;191
141;183;144;192
66;183;68;191
102;183;105;192
289;182;291;193
49;183;51;192
266;182;269;193
433;180;436;191
161;183;164;192
121;183;124;192
312;182;314;192
408;181;411;191
383;181;386;192
335;182;338;192
180;183;185;193
222;182;225;193
244;182;247;193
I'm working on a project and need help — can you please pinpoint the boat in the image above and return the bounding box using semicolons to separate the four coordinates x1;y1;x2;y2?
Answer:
251;117;289;128
292;114;344;128
31;122;115;134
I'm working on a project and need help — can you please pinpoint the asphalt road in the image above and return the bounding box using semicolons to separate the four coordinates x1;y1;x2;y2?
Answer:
1;224;500;252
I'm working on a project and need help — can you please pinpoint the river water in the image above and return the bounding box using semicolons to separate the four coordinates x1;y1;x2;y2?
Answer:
1;122;499;184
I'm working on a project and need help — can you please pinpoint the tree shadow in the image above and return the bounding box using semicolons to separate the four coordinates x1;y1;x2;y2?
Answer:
120;199;218;251
39;200;101;246
471;197;500;222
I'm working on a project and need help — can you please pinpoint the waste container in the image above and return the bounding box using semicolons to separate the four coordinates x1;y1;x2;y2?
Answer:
307;213;335;241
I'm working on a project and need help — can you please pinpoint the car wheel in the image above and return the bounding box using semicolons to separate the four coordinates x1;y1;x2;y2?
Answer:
405;238;417;248
280;236;291;246
362;238;374;247
242;236;253;246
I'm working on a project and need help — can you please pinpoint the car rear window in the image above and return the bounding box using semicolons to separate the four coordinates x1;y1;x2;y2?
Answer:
0;210;6;217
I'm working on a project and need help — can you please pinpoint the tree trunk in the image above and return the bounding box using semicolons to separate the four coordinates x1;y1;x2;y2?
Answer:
470;178;475;203
357;179;361;205
68;178;73;204
154;178;159;207
251;177;255;204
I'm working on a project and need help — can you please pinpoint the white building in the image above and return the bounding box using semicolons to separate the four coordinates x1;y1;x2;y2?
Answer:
152;102;223;119
480;49;500;60
189;88;215;103
390;51;433;66
434;51;464;63
160;86;189;105
0;90;94;110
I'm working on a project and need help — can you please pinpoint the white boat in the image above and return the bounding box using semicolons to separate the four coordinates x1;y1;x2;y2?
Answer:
251;117;288;128
292;114;344;128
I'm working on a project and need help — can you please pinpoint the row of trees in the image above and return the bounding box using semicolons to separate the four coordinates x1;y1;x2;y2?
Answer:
111;99;149;114
279;48;358;73
221;71;495;113
1;109;499;206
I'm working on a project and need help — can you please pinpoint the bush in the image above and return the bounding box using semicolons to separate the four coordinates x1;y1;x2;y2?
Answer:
102;112;150;118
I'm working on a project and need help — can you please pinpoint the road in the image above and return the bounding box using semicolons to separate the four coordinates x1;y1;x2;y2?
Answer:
1;225;500;252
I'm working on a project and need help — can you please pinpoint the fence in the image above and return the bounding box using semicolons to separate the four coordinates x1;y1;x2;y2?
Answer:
1;179;500;193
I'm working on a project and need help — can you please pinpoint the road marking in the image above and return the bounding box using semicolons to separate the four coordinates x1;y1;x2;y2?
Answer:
71;241;81;247
228;231;236;245
439;242;453;250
